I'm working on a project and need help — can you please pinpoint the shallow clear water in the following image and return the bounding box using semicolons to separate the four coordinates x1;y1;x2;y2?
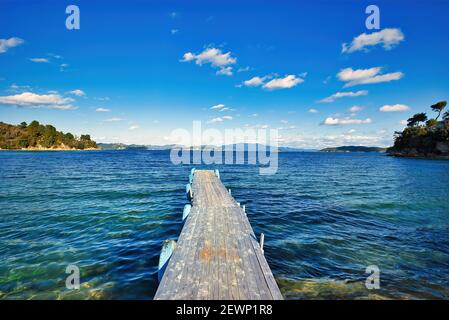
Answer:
0;150;448;299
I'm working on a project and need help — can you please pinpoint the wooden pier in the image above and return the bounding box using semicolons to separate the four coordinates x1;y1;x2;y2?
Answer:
154;170;283;300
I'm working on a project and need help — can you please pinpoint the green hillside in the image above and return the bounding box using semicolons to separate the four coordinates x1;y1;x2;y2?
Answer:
0;121;97;150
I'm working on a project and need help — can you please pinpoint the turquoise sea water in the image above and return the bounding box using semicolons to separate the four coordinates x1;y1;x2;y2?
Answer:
0;150;448;300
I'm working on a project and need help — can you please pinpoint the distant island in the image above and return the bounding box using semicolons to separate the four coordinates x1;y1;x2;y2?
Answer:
0;121;98;150
320;146;387;153
387;101;449;159
98;143;317;152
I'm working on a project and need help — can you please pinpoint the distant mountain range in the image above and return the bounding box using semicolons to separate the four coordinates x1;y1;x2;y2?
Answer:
320;146;387;153
97;143;179;150
98;143;317;152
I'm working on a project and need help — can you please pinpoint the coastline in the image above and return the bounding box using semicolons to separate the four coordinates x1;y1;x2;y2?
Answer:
0;147;99;152
387;152;449;160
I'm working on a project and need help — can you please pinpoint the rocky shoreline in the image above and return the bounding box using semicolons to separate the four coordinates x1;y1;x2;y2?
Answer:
0;147;99;151
387;151;449;160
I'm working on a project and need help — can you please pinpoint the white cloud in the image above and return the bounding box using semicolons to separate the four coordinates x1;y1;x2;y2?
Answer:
68;89;85;96
263;75;304;90
323;117;372;125
216;66;233;76
308;108;318;113
400;120;408;125
29;58;49;63
244;76;267;87
129;125;140;130
280;120;289;124
182;52;195;62
104;117;125;122
338;67;403;87
0;37;24;54
96;108;111;112
0;92;75;109
348;105;363;113
338;67;380;81
210;103;225;110
350;72;403;87
208;115;233;124
191;48;236;66
243;73;305;90
342;28;404;53
379;104;410;112
171;29;179;35
320;90;368;103
181;47;236;76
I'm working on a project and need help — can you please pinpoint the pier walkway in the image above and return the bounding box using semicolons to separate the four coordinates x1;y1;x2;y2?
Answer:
154;170;283;300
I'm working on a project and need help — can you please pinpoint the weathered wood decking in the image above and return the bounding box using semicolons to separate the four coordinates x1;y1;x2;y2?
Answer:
154;170;283;300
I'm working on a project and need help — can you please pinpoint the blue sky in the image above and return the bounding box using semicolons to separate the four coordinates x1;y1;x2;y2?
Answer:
1;0;448;147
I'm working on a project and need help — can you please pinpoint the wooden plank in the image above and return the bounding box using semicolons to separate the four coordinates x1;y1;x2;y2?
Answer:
154;170;283;300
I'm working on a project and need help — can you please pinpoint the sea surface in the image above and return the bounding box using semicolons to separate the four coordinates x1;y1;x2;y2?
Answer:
0;150;448;300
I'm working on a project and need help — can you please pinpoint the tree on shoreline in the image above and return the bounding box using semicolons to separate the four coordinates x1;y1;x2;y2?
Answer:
390;100;449;156
0;120;97;150
431;101;447;120
407;112;427;127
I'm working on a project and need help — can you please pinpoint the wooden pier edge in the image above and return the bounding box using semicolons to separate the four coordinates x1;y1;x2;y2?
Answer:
154;170;283;300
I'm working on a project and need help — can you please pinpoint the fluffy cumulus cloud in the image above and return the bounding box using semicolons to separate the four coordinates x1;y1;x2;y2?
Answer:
379;104;410;112
263;75;304;90
337;67;403;87
68;89;86;96
216;66;233;76
342;28;404;53
0;37;24;53
323;117;372;125
181;47;236;76
0;92;75;110
243;74;305;90
319;90;368;103
243;76;267;87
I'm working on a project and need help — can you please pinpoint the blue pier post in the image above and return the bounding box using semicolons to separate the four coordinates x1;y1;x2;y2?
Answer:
158;240;177;282
182;204;192;221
